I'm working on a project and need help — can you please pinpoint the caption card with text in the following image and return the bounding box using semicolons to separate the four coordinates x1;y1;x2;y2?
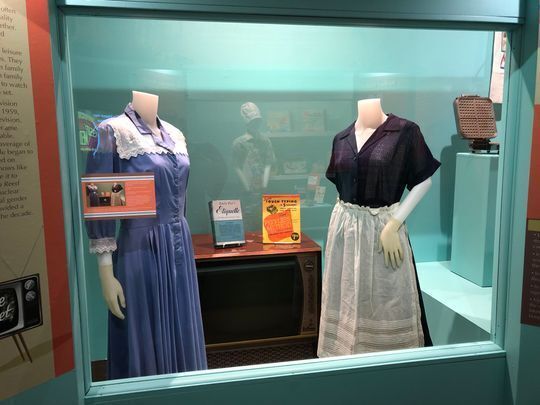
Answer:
81;173;156;220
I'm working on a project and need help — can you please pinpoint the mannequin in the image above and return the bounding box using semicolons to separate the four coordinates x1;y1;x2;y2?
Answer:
354;99;433;269
233;102;274;192
86;183;99;207
318;98;441;357
86;90;207;379
235;118;272;191
110;183;124;207
96;91;161;319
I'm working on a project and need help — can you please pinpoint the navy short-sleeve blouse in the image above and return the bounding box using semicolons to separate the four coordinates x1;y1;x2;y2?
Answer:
326;114;441;208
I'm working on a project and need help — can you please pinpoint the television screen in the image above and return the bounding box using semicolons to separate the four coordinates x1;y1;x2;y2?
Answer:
0;287;20;334
198;257;303;344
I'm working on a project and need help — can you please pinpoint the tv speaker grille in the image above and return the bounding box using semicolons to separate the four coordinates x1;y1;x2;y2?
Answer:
207;342;316;369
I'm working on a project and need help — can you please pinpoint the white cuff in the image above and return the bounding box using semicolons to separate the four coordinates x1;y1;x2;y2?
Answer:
89;237;117;254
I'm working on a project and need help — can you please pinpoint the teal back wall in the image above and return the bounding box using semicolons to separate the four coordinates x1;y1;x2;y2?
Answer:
67;16;493;261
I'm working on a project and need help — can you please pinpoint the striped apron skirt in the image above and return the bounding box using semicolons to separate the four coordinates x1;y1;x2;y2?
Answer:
317;199;427;357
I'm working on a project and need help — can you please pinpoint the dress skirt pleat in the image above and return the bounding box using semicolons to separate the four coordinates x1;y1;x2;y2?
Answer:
109;218;207;379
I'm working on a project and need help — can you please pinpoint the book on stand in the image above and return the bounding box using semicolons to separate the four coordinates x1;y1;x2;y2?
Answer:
208;200;245;248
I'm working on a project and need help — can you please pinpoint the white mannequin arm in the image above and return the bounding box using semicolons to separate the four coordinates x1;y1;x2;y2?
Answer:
96;252;125;319
379;177;432;269
97;252;113;266
393;177;432;223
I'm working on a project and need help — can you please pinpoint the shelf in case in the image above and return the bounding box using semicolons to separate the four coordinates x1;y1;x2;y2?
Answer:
300;202;333;209
267;131;333;139
270;174;309;181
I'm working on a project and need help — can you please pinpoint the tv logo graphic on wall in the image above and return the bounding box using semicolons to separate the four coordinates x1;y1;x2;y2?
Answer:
0;275;42;337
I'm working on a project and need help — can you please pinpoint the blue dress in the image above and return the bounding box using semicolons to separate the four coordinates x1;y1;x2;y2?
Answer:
86;104;207;379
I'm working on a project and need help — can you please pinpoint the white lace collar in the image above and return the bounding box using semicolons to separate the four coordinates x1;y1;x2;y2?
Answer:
100;114;188;160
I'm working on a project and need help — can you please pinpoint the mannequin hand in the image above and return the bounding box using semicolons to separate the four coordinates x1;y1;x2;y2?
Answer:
378;217;403;269
98;264;126;320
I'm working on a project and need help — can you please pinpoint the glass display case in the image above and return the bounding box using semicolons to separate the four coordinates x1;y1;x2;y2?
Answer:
62;13;506;385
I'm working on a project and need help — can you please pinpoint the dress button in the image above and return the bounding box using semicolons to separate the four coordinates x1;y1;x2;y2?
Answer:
353;178;357;183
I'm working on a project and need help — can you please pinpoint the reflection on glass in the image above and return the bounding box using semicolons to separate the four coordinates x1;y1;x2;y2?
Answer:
232;102;276;231
65;15;501;383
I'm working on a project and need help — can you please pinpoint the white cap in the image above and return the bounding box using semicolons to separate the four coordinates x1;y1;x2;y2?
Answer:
240;102;262;123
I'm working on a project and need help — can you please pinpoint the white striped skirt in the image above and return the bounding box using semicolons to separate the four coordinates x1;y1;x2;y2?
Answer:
317;200;424;357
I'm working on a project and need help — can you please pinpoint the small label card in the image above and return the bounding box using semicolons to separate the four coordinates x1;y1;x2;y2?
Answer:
81;173;156;220
208;200;245;247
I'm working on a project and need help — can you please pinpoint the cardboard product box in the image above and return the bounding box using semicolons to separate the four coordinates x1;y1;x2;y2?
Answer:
262;194;301;244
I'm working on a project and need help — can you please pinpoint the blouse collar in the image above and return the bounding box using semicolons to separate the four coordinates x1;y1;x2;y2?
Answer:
124;103;175;152
340;113;400;156
339;113;400;140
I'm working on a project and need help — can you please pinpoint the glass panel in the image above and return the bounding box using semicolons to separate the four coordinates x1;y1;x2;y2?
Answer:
65;15;502;383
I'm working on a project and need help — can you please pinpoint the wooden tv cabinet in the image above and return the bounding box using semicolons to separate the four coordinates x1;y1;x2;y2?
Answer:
192;232;322;369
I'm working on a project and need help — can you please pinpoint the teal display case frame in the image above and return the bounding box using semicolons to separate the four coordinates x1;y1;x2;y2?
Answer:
57;0;522;24
46;0;539;404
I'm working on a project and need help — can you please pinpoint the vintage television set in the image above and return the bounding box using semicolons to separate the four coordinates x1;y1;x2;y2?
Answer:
0;274;42;339
193;233;321;369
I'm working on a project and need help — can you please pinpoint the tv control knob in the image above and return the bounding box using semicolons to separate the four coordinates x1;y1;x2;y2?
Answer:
24;279;35;290
304;260;314;272
25;291;36;302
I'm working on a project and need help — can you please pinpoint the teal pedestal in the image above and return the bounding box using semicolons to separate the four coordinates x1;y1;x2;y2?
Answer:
450;153;498;287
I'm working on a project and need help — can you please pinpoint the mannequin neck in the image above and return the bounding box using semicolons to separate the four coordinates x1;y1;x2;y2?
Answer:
131;91;160;133
355;98;387;132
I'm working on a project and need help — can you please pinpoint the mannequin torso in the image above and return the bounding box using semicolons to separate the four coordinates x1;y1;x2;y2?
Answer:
352;98;433;268
354;98;388;152
98;90;165;316
131;90;161;139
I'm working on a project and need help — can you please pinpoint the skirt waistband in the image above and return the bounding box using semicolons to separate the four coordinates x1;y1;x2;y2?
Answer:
336;199;399;215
